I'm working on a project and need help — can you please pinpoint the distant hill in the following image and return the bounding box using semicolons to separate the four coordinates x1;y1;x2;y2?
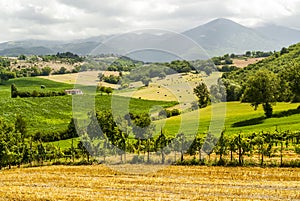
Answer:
0;18;299;57
0;46;55;56
183;18;281;55
254;24;300;47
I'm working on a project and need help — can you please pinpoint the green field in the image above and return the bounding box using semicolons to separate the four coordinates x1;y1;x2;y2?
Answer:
0;77;73;97
157;102;300;136
2;77;300;146
0;77;178;136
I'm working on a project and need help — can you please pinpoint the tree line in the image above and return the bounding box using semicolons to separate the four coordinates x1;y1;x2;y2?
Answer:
1;110;299;170
11;84;66;98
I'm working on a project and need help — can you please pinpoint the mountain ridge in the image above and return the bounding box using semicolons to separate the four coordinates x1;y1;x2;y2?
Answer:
0;18;299;57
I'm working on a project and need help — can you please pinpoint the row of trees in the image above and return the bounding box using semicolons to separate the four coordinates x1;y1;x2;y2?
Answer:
11;84;66;98
97;86;113;95
0;111;300;169
0;53;84;83
0;116;94;169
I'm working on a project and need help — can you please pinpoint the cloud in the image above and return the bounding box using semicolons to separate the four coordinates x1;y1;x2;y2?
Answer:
0;0;299;42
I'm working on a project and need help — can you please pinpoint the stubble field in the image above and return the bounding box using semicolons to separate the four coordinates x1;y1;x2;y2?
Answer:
1;165;299;201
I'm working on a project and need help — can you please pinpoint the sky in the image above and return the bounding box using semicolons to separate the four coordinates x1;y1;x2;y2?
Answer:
0;0;300;42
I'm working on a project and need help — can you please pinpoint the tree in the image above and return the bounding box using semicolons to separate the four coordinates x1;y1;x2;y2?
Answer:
98;72;104;81
155;129;168;164
78;133;92;162
158;72;166;79
105;87;113;95
115;116;131;163
280;47;289;55
245;51;252;57
202;132;218;161
58;67;67;74
41;66;52;76
214;130;227;164
18;55;26;60
11;84;18;98
0;71;16;84
281;62;300;102
97;86;106;95
141;76;151;87
242;70;280;118
210;84;226;103
67;118;79;139
175;132;188;162
194;82;210;108
15;115;27;142
131;113;154;159
187;135;204;161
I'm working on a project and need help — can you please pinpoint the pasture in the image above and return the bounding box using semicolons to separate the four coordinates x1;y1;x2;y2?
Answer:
0;165;299;200
0;77;177;135
157;102;300;136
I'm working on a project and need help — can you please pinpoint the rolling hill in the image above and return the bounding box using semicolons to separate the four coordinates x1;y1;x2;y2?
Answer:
224;42;300;83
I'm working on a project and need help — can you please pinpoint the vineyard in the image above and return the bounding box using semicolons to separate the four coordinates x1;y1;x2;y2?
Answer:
0;165;299;200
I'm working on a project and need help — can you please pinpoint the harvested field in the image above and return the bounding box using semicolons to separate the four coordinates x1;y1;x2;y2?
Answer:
1;165;299;200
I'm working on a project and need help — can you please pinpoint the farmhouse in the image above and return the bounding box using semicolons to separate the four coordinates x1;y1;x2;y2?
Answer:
64;89;83;95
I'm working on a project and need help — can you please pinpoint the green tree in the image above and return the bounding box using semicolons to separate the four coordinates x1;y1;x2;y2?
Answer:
41;66;52;76
155;129;168;164
11;84;18;98
202;132;218;161
18;55;26;60
67;118;79;139
214;130;227;164
141;76;151;87
15;115;27;142
132;113;154;159
58;67;67;74
281;62;300;102
187;135;204;161
105;87;113;95
78;133;92;162
194;82;210;108
0;71;16;84
174;132;188;162
242;70;280;118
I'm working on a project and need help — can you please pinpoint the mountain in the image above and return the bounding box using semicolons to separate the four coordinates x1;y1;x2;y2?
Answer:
0;46;55;56
0;18;299;58
254;24;300;47
183;18;280;56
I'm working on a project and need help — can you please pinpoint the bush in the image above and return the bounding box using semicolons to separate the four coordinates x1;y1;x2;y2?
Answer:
162;109;181;118
130;155;144;164
295;145;300;154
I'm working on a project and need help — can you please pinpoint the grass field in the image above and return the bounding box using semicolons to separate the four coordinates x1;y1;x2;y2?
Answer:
0;77;177;135
0;165;299;200
0;77;73;98
157;102;300;136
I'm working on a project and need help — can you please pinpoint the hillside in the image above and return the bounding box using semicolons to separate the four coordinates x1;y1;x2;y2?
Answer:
223;42;300;83
183;18;279;56
254;24;300;46
0;77;177;138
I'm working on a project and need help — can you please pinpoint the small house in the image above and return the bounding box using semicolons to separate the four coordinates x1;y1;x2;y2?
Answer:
64;89;83;95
